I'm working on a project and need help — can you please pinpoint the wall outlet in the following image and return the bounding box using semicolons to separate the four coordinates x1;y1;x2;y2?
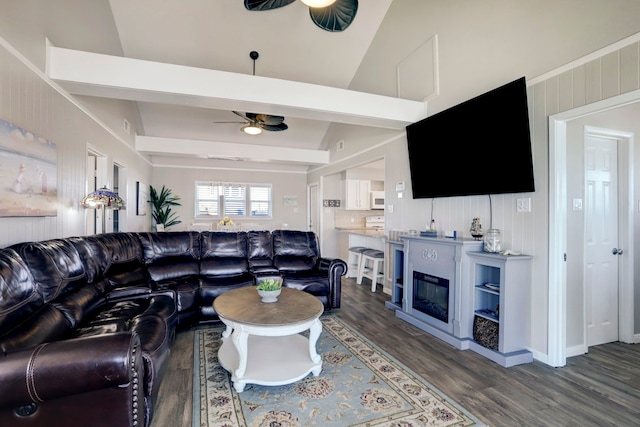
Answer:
516;198;531;212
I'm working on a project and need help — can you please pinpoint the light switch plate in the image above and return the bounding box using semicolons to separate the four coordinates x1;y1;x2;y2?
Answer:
516;198;531;212
573;198;583;211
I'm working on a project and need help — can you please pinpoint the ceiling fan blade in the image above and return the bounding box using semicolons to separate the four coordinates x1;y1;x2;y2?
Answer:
244;0;295;11
213;121;247;124
231;111;250;121
309;0;357;32
261;123;288;132
256;113;285;125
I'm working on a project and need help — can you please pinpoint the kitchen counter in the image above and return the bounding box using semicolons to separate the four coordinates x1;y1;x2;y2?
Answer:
340;229;387;292
335;228;387;239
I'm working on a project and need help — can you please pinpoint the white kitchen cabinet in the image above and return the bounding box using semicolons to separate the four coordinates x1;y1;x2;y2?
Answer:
344;179;370;210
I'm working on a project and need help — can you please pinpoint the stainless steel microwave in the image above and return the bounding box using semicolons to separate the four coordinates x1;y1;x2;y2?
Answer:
370;191;385;210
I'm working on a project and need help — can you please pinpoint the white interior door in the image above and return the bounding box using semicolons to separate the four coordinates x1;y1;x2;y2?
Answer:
584;134;619;347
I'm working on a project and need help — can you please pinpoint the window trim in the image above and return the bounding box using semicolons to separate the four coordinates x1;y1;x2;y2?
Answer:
194;181;272;220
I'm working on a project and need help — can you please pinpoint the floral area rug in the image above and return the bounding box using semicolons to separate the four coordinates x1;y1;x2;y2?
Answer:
193;316;486;427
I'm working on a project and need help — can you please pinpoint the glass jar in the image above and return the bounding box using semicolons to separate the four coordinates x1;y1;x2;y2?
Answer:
484;229;502;253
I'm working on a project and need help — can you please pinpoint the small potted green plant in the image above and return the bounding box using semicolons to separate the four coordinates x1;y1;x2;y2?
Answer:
149;185;182;231
256;278;282;303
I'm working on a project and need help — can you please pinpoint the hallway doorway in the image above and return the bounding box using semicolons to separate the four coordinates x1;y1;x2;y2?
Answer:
548;91;638;367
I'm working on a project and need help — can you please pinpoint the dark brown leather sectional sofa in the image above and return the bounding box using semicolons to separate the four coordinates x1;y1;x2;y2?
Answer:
0;229;346;427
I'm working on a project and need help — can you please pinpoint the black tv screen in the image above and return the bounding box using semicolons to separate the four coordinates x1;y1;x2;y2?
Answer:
406;77;535;199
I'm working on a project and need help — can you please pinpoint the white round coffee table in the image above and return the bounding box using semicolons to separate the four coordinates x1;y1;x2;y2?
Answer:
213;286;324;392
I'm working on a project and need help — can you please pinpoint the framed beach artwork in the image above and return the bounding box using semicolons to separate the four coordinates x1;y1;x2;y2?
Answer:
136;181;147;216
0;119;57;217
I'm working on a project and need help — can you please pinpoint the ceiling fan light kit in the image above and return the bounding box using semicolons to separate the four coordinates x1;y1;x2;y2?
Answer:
242;124;263;135
213;51;290;135
244;0;357;32
301;0;337;7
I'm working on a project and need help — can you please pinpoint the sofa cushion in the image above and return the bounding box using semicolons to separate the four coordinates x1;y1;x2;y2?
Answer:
199;274;255;319
247;230;274;270
138;231;201;281
68;236;110;288
10;239;88;303
200;231;249;275
272;230;319;272
0;248;42;333
89;233;150;295
0;248;74;353
51;285;105;329
0;304;70;354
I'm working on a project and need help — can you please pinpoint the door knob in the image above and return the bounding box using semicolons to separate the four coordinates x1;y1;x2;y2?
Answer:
612;248;624;255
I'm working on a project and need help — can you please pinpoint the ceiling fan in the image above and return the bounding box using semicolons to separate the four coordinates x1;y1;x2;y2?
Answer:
213;51;289;135
244;0;358;32
231;111;288;135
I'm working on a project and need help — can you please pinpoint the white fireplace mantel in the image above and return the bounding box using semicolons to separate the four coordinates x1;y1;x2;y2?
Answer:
397;235;482;349
395;234;533;367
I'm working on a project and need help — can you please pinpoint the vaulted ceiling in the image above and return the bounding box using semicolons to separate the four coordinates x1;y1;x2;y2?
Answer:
46;0;425;168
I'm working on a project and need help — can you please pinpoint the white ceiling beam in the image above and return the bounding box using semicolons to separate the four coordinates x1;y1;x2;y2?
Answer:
46;46;426;129
136;135;330;165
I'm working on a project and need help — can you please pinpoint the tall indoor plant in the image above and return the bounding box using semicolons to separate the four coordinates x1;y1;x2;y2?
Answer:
149;185;182;230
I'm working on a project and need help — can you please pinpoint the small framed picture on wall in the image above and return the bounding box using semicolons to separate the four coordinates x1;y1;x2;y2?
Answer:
136;181;147;216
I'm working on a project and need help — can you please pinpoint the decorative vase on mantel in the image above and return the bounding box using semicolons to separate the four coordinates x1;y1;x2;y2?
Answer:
484;228;502;253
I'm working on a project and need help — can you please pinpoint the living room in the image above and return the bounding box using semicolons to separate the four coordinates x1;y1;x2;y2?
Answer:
1;0;640;384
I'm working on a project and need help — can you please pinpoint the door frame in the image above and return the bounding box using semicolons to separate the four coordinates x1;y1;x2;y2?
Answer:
86;147;108;234
307;181;320;236
581;126;633;353
548;89;638;367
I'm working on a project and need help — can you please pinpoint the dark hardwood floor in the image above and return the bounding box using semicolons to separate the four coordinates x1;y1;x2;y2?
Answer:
150;277;640;427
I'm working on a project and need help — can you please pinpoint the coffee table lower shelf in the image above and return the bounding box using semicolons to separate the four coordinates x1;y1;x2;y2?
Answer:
218;332;322;392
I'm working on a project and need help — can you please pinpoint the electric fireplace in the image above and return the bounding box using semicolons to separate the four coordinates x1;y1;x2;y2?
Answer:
410;270;453;333
396;236;483;345
394;235;533;367
412;271;449;323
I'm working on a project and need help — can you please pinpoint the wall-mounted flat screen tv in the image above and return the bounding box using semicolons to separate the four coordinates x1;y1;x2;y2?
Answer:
405;77;535;199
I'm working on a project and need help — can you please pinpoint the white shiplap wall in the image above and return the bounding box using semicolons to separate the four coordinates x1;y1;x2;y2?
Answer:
527;40;640;356
0;40;153;248
308;37;640;362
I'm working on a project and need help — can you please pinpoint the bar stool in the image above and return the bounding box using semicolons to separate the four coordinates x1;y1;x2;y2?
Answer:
347;246;368;278
357;249;384;292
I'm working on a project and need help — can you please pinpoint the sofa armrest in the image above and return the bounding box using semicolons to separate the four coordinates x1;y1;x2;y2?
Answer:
106;288;174;304
318;257;347;309
105;285;152;301
0;332;143;408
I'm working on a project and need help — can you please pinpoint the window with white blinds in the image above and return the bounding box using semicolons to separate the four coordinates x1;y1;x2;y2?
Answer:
195;181;271;219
